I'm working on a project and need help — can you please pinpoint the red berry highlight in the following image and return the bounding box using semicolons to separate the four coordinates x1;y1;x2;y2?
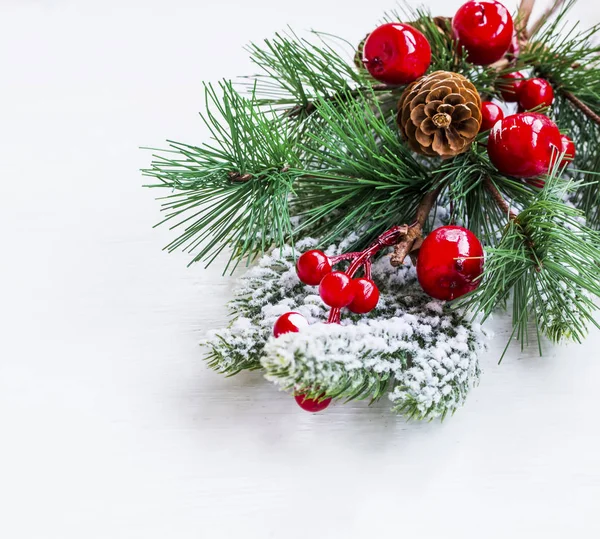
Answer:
296;249;332;286
487;112;562;178
518;78;554;110
417;226;484;301
363;23;431;84
273;312;309;338
452;1;514;65
319;271;355;308
498;71;525;102
294;394;332;413
560;134;576;167
348;278;380;314
480;101;504;131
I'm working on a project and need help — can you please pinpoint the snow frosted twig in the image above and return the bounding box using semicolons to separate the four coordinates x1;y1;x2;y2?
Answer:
203;234;489;420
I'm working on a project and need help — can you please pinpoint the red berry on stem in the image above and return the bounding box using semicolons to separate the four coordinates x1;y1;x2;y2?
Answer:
498;71;525;102
487;112;562;178
294;394;332;413
296;249;332;286
273;312;309;338
452;1;514;65
560;134;576;167
362;23;431;85
480;101;504;131
348;278;380;314
319;271;354;308
518;78;554;110
417;226;484;301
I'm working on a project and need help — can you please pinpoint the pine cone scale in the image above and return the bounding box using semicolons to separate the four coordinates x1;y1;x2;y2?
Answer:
398;70;482;158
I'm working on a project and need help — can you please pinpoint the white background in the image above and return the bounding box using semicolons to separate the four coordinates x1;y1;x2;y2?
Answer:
1;1;600;537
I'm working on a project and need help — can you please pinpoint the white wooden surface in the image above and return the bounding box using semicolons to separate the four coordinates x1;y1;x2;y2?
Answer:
2;1;600;537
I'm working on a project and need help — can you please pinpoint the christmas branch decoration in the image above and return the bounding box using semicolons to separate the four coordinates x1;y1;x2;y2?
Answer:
146;0;600;417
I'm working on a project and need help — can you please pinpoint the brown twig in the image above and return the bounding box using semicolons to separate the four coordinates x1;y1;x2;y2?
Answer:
483;178;518;220
516;0;536;41
529;0;567;37
390;187;442;267
563;91;600;126
286;84;401;118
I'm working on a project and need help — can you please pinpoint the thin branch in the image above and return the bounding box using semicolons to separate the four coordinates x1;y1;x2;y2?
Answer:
286;83;401;118
390;187;442;267
517;0;537;40
483;178;518;220
529;0;567;37
563;91;600;126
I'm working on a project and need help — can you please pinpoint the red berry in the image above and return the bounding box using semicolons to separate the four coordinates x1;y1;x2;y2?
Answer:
452;1;514;65
507;31;520;59
362;23;431;85
319;271;354;309
296;250;331;286
294;394;332;413
348;278;380;314
498;71;525;102
479;101;504;131
560;134;576;167
417;226;484;301
273;312;309;338
518;78;554;110
487;113;562;178
319;271;354;308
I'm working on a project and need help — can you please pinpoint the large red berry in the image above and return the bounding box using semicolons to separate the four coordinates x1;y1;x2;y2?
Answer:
560;134;576;167
348;278;380;314
362;23;431;85
487;113;562;178
296;249;331;286
498;71;525;102
319;271;354;308
518;78;554;110
480;101;504;131
417;226;484;301
273;312;309;338
294;394;332;413
452;1;514;65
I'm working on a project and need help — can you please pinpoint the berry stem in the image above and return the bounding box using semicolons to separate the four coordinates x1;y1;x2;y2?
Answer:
330;252;363;264
390;187;442;267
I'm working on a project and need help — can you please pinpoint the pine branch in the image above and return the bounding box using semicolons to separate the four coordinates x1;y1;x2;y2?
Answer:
563;91;600;126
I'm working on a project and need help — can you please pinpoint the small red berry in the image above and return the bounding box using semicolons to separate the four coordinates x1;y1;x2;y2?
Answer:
273;312;309;338
417;226;484;301
498;71;525;102
518;78;554;110
319;271;354;308
452;1;514;65
480;101;504;131
294;394;332;413
487;112;562;178
348;278;380;314
296;250;331;286
362;23;431;84
560;134;576;167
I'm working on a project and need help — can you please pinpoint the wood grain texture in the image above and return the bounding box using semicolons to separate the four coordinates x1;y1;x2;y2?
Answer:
1;1;599;537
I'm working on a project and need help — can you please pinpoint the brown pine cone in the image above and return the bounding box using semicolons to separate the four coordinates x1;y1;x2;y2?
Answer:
397;70;482;158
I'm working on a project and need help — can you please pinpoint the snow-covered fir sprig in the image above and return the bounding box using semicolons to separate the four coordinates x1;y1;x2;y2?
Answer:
204;235;488;419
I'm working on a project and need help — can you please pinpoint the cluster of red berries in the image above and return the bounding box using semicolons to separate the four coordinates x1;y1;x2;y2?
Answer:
273;225;485;412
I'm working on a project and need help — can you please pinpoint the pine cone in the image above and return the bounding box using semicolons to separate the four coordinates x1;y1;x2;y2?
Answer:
397;70;482;158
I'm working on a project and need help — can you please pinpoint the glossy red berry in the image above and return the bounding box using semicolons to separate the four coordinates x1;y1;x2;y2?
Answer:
452;1;514;65
518;78;554;110
294;394;332;413
417;226;484;301
487;113;562;178
348;278;380;314
319;271;354;308
560;134;576;167
296;250;332;286
362;23;431;85
479;101;504;131
273;312;309;338
498;71;525;102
